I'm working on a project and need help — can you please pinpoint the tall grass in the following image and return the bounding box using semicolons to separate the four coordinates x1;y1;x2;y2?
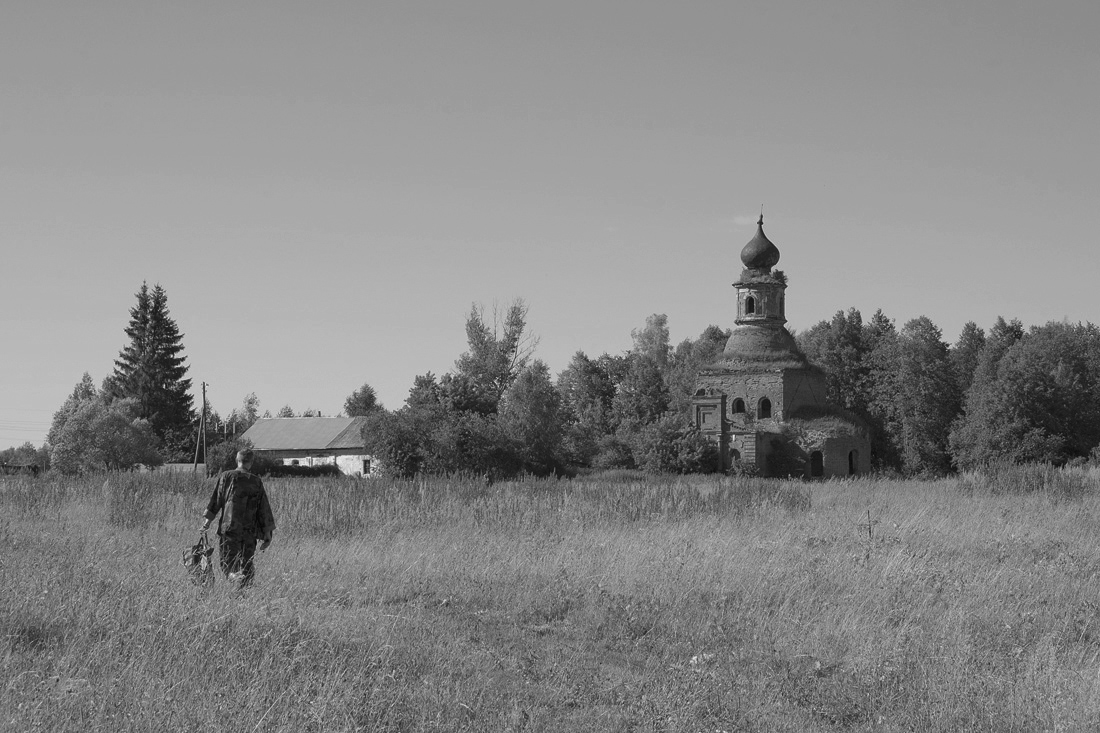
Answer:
2;468;1099;731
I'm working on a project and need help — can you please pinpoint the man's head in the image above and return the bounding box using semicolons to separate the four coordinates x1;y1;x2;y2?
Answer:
236;448;255;469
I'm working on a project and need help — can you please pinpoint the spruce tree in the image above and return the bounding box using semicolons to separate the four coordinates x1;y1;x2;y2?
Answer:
107;282;194;455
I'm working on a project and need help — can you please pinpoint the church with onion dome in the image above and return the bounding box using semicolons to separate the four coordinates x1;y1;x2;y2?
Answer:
692;216;871;477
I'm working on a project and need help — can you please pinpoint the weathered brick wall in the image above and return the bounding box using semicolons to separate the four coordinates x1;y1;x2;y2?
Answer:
697;370;786;425
821;436;872;476
694;367;870;477
783;370;828;416
729;432;762;467
697;368;826;425
737;284;785;322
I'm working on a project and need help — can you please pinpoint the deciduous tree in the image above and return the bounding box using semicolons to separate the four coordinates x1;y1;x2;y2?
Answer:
557;351;618;467
453;299;538;411
631;313;671;370
0;442;48;470
950;321;1100;468
799;308;901;470
50;398;162;474
48;373;99;448
360;401;439;479
344;383;381;416
630;413;720;474
228;393;261;433
499;360;565;475
611;353;670;432
950;321;986;397
861;309;903;470
798;308;868;412
895;316;960;474
667;325;730;416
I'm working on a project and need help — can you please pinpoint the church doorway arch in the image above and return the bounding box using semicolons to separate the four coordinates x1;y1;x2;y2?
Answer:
758;397;772;419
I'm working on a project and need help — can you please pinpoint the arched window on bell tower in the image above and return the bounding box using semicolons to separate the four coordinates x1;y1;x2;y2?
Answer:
745;295;756;315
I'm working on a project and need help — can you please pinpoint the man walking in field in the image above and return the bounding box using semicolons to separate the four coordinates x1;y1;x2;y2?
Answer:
200;448;275;587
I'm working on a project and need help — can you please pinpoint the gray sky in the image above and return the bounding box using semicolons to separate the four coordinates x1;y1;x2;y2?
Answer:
3;1;1098;448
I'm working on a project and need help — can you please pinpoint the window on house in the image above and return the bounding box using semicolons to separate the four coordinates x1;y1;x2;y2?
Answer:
363;459;372;475
745;296;756;315
758;397;772;419
732;398;746;414
848;450;858;475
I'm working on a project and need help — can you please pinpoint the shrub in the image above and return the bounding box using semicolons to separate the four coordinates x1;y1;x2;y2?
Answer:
630;414;720;474
203;437;253;476
253;461;344;478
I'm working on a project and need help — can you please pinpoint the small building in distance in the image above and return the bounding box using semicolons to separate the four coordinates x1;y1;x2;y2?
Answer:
0;462;40;477
240;417;375;476
692;216;871;478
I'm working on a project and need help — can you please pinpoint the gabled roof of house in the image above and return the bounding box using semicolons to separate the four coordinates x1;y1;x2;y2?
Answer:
241;417;368;451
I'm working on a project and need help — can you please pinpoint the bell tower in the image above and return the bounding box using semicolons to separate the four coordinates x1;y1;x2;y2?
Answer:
734;215;786;328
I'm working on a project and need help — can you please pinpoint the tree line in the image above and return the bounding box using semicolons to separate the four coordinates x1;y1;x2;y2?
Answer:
362;303;1100;479
20;281;1100;477
796;309;1100;474
358;303;725;478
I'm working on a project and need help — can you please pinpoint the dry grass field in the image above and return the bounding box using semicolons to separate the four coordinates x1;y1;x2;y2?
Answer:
3;466;1100;732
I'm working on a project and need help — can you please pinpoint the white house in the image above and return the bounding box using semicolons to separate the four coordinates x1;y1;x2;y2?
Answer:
240;417;375;476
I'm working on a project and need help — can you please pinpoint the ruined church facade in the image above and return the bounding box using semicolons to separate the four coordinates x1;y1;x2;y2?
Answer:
692;217;871;478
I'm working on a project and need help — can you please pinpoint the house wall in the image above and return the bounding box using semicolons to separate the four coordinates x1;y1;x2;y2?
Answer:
336;454;374;476
259;449;375;476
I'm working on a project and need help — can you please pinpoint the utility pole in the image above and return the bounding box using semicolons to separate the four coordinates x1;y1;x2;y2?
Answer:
193;382;208;473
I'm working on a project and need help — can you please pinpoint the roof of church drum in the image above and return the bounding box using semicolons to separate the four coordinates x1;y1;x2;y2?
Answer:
701;325;817;373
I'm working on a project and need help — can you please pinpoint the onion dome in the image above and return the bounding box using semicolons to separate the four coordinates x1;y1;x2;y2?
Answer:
740;215;780;270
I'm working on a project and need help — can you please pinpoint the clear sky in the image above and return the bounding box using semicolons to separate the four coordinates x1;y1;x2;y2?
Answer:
2;1;1098;449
